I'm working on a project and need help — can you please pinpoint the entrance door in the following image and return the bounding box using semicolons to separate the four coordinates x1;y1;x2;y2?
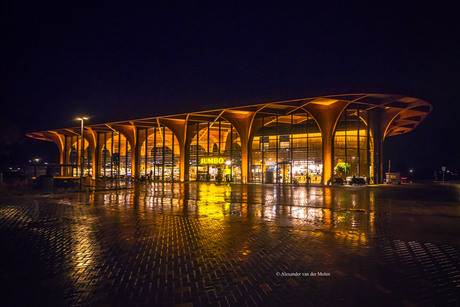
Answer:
277;162;291;184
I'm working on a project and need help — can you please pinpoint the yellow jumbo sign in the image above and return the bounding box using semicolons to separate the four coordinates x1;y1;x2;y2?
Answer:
200;157;225;164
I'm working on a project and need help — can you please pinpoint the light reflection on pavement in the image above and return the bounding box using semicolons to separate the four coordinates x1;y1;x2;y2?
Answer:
0;183;459;305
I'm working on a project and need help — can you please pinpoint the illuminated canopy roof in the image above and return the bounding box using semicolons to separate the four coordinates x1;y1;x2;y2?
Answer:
27;93;432;141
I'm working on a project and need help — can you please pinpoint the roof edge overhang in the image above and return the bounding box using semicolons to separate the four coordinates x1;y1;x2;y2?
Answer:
27;93;432;141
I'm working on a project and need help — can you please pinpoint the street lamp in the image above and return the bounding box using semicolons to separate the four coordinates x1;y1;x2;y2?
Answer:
33;158;41;178
76;117;88;189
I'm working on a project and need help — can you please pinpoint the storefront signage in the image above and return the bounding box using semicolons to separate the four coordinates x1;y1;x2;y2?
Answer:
200;157;225;164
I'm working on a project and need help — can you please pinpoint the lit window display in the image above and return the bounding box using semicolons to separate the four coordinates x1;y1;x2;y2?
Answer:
189;120;242;182
333;108;375;183
140;126;179;181
96;131;132;178
251;113;323;184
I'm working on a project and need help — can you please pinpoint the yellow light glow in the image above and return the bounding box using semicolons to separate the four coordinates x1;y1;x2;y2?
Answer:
334;129;367;136
310;98;338;106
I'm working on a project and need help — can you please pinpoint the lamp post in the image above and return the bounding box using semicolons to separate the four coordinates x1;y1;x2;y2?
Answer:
76;117;88;190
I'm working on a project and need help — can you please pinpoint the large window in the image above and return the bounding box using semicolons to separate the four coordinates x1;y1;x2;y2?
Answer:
189;120;242;182
139;126;179;181
63;135;92;177
251;113;323;184
333;108;374;183
97;131;132;178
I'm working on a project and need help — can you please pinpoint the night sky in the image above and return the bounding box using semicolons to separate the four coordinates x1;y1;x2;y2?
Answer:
2;2;459;176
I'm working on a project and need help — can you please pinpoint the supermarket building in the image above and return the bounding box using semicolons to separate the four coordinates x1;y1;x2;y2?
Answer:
27;93;432;184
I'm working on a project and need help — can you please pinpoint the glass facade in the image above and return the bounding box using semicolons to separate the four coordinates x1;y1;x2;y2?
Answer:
251;114;323;184
97;131;132;178
333;108;375;183
189;120;242;182
61;127;179;181
94;127;179;181
140;126;180;181
59;111;375;185
63;135;92;177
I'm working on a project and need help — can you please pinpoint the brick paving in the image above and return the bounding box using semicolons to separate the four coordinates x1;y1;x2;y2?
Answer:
0;183;459;306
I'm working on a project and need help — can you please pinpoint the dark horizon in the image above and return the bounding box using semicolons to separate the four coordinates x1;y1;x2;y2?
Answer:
2;2;459;175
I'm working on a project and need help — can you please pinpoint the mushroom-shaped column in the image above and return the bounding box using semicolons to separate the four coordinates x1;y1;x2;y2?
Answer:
47;132;65;165
222;111;258;183
45;132;65;176
305;99;349;184
82;128;97;179
159;118;190;182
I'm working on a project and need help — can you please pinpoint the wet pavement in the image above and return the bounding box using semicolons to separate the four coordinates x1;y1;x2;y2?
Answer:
0;183;459;306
